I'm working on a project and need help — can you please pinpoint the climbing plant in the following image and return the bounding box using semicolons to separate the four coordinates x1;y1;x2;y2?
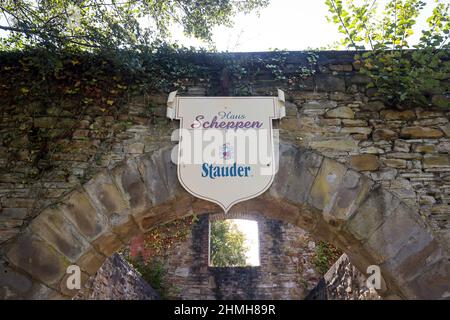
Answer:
326;0;450;108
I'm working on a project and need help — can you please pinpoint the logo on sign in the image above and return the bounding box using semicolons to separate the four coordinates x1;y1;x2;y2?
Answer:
167;91;286;212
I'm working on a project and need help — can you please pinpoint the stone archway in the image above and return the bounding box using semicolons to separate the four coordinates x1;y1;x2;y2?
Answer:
0;143;446;300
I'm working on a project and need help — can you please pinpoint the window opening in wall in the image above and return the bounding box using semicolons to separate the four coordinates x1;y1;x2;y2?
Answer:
209;219;260;267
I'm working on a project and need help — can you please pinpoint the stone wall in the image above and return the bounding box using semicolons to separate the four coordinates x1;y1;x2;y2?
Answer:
306;254;381;300
75;253;159;300
129;213;323;300
0;50;448;269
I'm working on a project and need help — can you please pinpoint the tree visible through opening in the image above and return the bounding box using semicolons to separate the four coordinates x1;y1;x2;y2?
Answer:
209;219;260;267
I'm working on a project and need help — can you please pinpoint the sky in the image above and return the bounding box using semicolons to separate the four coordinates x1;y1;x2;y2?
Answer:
171;0;437;52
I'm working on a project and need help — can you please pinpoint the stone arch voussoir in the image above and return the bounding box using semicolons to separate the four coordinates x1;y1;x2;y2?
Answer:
1;143;447;300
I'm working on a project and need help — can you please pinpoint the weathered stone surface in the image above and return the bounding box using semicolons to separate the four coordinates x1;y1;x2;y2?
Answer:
6;232;69;287
137;147;179;205
111;158;150;212
325;106;355;119
381;237;441;285
380;110;416;121
341;127;372;135
309;140;358;151
386;152;422;160
60;190;108;240
346;187;401;241
75;253;160;300
30;207;91;262
413;144;435;153
76;247;107;275
0;261;33;299
405;259;450;299
372;129;398;141
323;170;373;221
83;171;128;216
363;204;423;264
400;126;444;139
342;119;367;127
423;155;450;168
440;123;450;137
91;231;123;257
383;159;407;168
309;158;347;211
270;145;323;204
350;154;379;171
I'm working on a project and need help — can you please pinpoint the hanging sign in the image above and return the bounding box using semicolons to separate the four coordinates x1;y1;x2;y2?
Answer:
167;90;286;213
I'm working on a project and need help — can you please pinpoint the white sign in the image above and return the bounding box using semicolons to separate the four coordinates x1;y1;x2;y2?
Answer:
167;91;286;213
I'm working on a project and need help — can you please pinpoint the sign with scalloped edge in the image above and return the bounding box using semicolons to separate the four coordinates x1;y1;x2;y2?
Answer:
167;90;285;213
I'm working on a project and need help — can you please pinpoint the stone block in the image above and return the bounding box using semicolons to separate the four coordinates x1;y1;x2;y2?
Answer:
340;127;372;135
60;189;108;240
83;171;128;217
400;126;444;139
137;147;180;205
323;170;374;222
270;145;323;204
423;155;450;168
325;106;354;119
350;154;379;171
346;187;401;241
363;204;423;264
380;110;416;121
111;158;151;212
309;140;358;152
383;159;407;169
91;231;123;257
6;232;69;287
76;247;106;275
308;158;347;211
405;259;450;299
30;207;91;262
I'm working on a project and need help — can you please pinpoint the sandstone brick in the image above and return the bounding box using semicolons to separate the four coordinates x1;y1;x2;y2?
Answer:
137;147;180;205
323;170;374;222
91;231;123;257
6;232;69;287
383;159;407;169
400;126;444;139
363;204;423;264
423;155;450;168
271;145;323;204
30;207;91;262
405;259;450;299
346;187;401;241
372;129;398;141
309;140;358;152
413;144;436;153
341;127;372;135
380;110;416;121
83;171;128;216
76;247;107;275
440;123;450;137
325;106;354;119
60;190;108;240
308;158;347;211
111;158;150;212
350;154;379;171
